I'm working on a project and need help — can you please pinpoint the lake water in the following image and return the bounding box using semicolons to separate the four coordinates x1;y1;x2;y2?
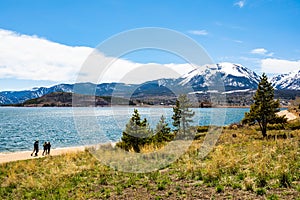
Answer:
0;107;249;152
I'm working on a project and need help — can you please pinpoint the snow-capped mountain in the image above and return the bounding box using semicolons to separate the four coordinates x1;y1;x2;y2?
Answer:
1;63;299;105
180;62;260;91
0;84;74;105
271;70;300;90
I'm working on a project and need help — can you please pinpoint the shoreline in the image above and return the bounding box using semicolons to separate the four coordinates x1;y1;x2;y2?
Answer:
0;146;86;164
0;109;297;164
1;105;290;109
1;105;252;108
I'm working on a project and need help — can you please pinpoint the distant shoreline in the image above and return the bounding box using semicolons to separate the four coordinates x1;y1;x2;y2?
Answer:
0;105;252;108
2;104;290;108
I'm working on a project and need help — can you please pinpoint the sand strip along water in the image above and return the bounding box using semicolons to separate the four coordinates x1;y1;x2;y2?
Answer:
0;146;86;164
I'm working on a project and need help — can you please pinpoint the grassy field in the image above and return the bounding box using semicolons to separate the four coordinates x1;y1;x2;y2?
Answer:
0;127;299;199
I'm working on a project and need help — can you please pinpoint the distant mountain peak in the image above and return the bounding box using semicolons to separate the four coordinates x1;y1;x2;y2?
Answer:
180;62;260;91
271;69;300;90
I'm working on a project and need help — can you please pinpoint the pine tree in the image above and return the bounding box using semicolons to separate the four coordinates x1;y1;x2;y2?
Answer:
153;115;173;144
172;94;195;138
242;73;286;137
172;100;181;131
116;109;151;152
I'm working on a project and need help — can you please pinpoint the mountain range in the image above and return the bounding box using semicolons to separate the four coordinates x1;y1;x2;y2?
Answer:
1;62;299;105
271;70;300;90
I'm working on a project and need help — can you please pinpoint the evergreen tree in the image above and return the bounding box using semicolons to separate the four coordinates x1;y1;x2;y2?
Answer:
116;109;151;152
242;73;286;137
172;100;181;131
172;94;195;138
153;115;173;144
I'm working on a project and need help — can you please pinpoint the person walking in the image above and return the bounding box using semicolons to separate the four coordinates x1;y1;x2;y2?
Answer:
47;142;51;155
42;142;47;156
31;140;39;156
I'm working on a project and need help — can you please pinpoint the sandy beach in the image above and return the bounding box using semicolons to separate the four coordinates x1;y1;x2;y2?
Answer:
277;110;298;121
0;146;86;164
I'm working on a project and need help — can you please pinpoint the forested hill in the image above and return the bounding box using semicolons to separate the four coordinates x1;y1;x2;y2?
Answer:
9;92;136;107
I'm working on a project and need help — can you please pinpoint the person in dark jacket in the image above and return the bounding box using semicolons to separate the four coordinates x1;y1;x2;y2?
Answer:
47;142;51;155
31;140;39;156
42;142;47;156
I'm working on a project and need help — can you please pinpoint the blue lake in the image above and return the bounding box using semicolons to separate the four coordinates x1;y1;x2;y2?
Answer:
0;107;249;152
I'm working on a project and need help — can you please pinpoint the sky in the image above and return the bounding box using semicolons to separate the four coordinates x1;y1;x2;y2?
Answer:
0;0;299;91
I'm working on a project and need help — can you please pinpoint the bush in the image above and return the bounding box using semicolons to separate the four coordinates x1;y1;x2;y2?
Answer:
267;123;285;130
196;126;209;133
256;188;266;196
215;185;224;193
279;172;292;188
256;176;268;188
287;120;300;130
267;194;279;200
231;183;242;190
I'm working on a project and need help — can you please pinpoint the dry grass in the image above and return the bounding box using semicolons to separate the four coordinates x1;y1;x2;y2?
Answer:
0;128;299;199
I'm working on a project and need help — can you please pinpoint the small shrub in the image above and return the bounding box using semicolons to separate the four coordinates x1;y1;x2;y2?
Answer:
216;185;224;193
287;121;300;130
175;186;181;192
267;123;285;130
166;191;173;196
231;183;242;190
99;176;108;185
149;171;159;181
157;183;166;191
244;178;254;191
197;126;209;133
104;188;111;198
192;170;203;181
267;194;279;200
203;171;220;186
228;122;243;130
256;188;266;196
256;176;268;188
237;173;245;181
156;178;170;191
297;185;300;192
279;173;291;188
115;186;122;195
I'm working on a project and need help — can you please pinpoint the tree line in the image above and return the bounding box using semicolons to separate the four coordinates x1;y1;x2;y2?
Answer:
116;94;195;152
117;73;288;152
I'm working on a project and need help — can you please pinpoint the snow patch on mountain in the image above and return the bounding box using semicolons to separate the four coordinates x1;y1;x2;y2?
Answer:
222;89;255;94
271;70;300;90
180;62;260;90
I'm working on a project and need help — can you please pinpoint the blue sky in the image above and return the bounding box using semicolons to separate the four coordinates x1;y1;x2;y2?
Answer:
0;0;300;91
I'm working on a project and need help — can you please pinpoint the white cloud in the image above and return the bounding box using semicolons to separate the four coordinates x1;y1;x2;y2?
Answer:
0;29;195;85
0;29;93;82
234;0;246;8
250;48;274;56
261;58;300;74
188;30;208;36
223;37;243;43
251;48;267;55
233;40;243;43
